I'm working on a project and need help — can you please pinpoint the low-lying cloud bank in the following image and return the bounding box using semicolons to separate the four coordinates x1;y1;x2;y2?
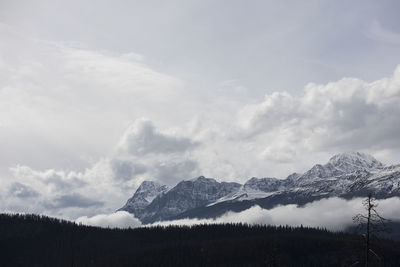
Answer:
152;197;400;231
76;211;141;228
76;197;400;231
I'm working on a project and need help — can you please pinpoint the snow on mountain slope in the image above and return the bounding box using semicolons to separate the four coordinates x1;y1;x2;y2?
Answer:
292;152;384;186
119;152;400;224
207;187;276;207
244;177;284;192
328;152;383;172
171;165;400;222
208;177;283;206
363;164;400;194
210;152;386;205
138;176;241;223
118;181;169;218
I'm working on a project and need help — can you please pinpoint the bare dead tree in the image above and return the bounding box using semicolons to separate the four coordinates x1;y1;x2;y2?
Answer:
352;193;390;267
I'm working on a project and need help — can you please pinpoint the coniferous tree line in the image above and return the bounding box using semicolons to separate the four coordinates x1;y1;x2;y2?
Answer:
0;213;399;266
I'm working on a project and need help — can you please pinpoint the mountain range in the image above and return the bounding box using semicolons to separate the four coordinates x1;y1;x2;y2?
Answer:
119;152;400;224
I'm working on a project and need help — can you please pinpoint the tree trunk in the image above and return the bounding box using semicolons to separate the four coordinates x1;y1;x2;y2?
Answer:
365;194;371;267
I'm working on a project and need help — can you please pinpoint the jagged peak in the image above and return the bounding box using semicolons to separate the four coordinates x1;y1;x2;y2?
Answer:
136;180;165;192
286;172;302;181
189;176;217;183
138;180;160;187
118;180;169;214
246;177;260;183
328;152;383;169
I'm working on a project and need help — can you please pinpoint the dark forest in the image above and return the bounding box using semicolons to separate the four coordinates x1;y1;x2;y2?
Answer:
1;213;399;267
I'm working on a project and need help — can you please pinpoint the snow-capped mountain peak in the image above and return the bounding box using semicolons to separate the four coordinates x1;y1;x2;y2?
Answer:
119;152;399;224
189;175;216;183
135;181;168;198
293;152;384;186
327;152;383;171
135;177;241;223
118;180;168;217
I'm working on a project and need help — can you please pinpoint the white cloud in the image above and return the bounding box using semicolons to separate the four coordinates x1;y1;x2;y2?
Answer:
153;197;400;231
234;66;400;170
117;118;199;156
112;118;201;186
8;182;39;198
76;211;142;228
110;159;147;181
2;164;115;219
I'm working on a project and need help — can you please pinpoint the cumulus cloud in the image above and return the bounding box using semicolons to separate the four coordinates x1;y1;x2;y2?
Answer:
153;197;400;231
76;211;142;228
117;119;199;156
2;163;121;219
111;118;201;185
110;159;147;181
153;160;198;183
236;66;400;167
9;182;39;198
9;165;88;195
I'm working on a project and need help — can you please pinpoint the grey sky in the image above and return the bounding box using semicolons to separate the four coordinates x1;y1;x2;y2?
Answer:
1;1;400;219
2;0;400;93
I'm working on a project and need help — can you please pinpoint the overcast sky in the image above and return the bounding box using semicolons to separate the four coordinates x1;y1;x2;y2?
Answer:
1;0;400;219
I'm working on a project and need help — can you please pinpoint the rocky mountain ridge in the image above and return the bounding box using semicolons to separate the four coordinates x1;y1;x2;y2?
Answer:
119;152;400;224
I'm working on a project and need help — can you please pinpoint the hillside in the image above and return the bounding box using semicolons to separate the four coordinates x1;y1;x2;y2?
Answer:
1;213;400;266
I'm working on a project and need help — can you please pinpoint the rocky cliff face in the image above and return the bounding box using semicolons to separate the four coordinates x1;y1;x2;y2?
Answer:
138;176;241;223
118;181;168;218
